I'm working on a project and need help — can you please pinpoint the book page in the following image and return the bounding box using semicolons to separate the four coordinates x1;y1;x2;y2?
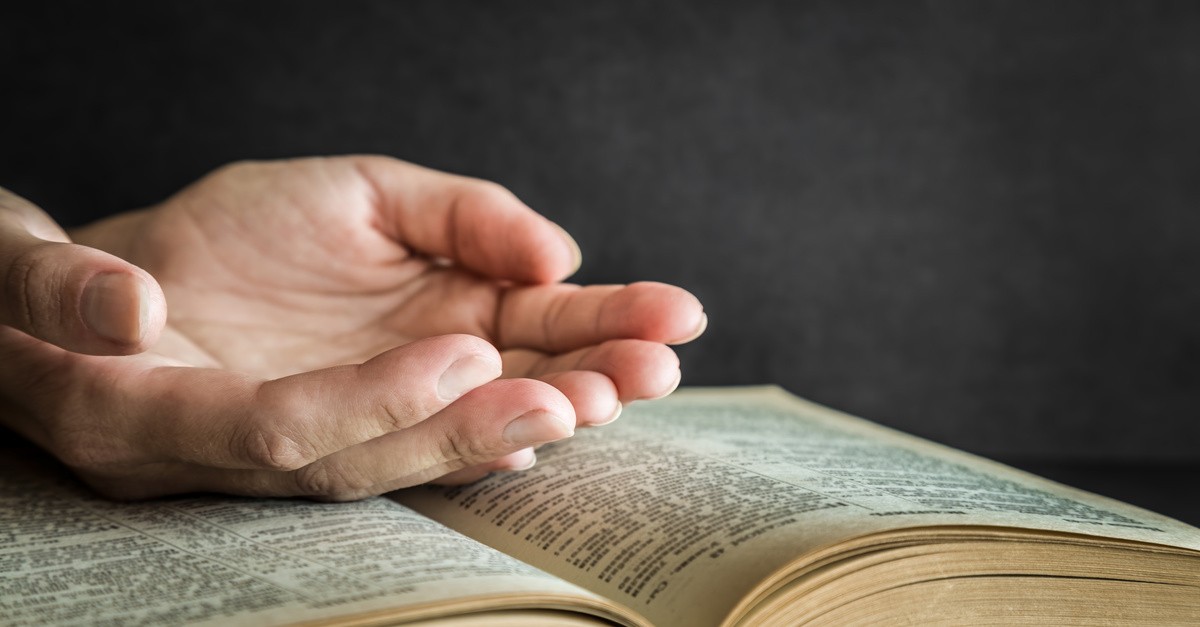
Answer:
0;448;625;627
395;386;1200;627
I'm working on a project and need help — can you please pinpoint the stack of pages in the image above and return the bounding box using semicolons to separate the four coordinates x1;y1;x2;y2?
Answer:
2;387;1196;625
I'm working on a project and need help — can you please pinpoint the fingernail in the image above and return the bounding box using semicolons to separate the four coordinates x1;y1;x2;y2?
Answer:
82;273;148;345
551;222;583;274
671;313;708;345
437;354;500;401
503;410;573;446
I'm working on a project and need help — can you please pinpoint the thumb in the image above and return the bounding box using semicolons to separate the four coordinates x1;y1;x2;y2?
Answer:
0;191;166;355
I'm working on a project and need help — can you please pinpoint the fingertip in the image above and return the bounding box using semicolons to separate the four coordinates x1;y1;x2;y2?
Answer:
539;370;621;427
500;447;537;471
460;377;576;444
357;334;504;422
669;312;708;346
590;339;680;403
618;282;707;344
657;368;683;400
510;377;577;425
465;183;580;285
136;271;168;349
509;218;582;285
591;402;623;427
81;270;167;353
0;191;164;355
431;448;536;486
1;238;167;355
435;336;504;401
503;409;574;447
355;159;578;285
549;221;583;279
450;333;504;362
373;333;501;374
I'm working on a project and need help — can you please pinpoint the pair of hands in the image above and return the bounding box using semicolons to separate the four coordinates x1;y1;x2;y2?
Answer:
0;157;705;501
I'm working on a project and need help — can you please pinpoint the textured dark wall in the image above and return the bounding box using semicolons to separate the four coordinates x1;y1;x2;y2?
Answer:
2;1;1198;460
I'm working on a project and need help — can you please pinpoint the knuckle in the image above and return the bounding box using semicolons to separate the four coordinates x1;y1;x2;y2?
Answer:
378;396;421;432
293;462;332;496
439;425;499;469
244;383;321;470
3;244;51;334
435;455;473;478
293;461;372;501
238;427;313;472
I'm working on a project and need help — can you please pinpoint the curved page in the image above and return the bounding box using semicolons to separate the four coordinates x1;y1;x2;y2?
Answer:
395;386;1200;627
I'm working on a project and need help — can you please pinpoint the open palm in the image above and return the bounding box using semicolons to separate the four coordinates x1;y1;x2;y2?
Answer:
0;157;704;500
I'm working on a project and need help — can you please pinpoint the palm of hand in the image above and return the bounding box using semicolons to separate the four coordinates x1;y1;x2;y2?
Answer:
31;156;703;500
128;160;508;378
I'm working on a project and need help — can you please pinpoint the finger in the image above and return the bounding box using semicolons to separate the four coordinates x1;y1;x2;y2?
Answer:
0;188;166;355
502;339;682;404
431;370;623;486
300;378;574;499
434;370;624;488
350;155;580;284
196;378;574;500
497;281;707;353
135;334;502;471
83;447;539;500
538;370;622;427
432;448;538;486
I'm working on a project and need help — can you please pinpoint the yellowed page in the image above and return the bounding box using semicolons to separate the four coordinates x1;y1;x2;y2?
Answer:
394;386;1200;627
0;448;631;627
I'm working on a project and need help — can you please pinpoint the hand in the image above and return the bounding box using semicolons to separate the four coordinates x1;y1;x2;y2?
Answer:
0;157;705;500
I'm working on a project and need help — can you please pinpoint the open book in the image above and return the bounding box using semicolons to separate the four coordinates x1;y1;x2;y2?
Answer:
2;387;1197;625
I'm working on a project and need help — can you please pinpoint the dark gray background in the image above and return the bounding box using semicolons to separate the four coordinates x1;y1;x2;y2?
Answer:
2;1;1197;469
